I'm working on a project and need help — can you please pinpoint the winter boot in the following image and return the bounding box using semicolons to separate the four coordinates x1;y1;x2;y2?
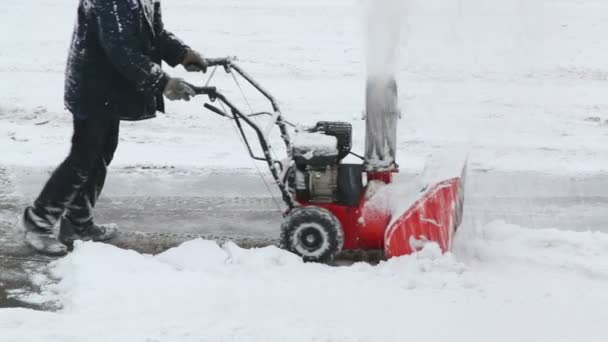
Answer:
22;207;68;256
58;216;118;248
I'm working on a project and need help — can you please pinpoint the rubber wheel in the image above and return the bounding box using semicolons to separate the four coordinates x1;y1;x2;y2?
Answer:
280;206;344;262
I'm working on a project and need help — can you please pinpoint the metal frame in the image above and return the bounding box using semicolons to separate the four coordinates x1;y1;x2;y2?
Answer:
191;58;296;212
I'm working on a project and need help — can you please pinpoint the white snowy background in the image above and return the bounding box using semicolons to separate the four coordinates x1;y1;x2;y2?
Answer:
2;0;607;173
1;0;608;341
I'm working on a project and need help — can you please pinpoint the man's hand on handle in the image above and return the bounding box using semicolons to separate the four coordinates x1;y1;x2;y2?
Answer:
181;49;208;73
166;55;231;101
163;77;195;101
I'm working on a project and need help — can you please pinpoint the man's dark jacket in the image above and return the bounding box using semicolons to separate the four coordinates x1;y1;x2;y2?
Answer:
65;0;189;121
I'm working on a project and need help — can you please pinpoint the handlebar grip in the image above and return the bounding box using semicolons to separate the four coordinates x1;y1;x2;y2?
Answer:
190;86;217;96
205;57;234;67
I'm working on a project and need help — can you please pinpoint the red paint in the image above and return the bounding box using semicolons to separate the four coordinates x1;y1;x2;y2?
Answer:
366;171;393;184
356;200;391;249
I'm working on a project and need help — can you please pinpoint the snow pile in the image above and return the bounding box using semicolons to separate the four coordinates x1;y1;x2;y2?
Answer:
455;220;608;278
2;221;608;341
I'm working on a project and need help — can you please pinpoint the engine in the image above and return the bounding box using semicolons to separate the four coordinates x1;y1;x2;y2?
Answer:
290;121;362;206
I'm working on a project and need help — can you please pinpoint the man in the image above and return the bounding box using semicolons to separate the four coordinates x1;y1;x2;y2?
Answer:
22;0;208;256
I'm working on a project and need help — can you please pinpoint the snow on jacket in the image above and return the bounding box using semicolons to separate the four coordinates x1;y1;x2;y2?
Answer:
65;0;190;121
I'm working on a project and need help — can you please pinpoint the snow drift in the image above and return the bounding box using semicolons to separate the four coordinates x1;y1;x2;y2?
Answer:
2;221;608;342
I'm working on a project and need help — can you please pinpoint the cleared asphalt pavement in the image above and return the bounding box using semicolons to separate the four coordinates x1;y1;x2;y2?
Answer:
2;165;608;308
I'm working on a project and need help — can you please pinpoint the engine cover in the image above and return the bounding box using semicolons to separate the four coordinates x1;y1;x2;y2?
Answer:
295;165;338;203
291;121;356;205
292;121;352;166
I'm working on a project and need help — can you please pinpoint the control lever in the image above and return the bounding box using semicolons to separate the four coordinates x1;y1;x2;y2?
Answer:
204;103;228;118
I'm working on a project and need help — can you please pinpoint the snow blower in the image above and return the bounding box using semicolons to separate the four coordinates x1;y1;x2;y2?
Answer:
190;58;466;262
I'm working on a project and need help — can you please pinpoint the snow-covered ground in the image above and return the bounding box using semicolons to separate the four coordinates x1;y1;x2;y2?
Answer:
3;222;608;341
2;0;608;340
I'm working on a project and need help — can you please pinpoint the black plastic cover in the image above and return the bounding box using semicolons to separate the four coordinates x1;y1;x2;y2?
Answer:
338;164;363;207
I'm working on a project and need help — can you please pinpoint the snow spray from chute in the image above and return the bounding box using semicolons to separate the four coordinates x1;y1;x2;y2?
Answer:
360;0;467;257
364;0;405;171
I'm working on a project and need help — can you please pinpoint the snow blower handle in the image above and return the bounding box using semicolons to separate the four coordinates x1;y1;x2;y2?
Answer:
205;57;235;72
205;58;232;66
187;84;219;103
185;84;227;117
189;85;217;96
203;103;228;117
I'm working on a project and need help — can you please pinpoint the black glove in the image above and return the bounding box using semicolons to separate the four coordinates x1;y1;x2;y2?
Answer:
163;77;195;101
181;49;208;73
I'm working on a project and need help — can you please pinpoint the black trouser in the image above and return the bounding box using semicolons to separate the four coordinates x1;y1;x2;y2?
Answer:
33;116;120;230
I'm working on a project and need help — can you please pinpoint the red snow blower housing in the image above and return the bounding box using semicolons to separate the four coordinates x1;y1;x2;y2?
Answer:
191;58;466;262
